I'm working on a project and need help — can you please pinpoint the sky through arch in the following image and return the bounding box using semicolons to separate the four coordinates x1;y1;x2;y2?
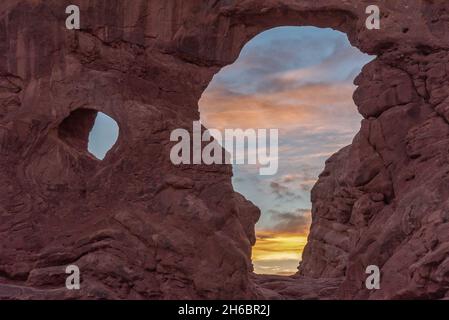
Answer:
199;26;375;275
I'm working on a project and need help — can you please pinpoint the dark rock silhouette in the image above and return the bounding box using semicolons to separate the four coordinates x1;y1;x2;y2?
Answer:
1;0;448;299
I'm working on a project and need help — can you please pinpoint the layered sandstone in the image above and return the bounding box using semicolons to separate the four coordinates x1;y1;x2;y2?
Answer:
1;0;449;299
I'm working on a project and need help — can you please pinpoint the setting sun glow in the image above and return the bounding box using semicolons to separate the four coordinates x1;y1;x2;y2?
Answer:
252;231;309;275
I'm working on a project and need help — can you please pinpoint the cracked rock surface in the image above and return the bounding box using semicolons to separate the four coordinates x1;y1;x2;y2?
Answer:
1;0;449;299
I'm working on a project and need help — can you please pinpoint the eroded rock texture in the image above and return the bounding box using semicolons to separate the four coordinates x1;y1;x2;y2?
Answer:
1;0;449;299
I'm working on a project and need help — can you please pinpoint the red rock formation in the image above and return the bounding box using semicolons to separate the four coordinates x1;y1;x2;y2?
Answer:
1;0;448;299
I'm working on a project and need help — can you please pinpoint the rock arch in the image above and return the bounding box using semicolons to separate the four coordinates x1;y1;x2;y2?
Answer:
0;1;448;299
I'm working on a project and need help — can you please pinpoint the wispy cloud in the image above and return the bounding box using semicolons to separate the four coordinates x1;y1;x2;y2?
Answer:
200;82;359;131
211;26;373;96
267;208;312;234
280;173;316;192
269;181;300;199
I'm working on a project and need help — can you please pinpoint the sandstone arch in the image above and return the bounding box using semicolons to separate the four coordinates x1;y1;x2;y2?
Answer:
1;0;448;299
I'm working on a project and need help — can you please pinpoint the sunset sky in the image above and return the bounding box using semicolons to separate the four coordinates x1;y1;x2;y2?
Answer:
88;26;373;276
199;26;374;275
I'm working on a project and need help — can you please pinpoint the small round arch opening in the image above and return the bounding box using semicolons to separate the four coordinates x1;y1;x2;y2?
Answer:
58;108;119;161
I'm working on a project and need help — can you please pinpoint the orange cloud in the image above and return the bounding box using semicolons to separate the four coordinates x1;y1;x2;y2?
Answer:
252;230;309;275
251;208;311;275
199;82;358;131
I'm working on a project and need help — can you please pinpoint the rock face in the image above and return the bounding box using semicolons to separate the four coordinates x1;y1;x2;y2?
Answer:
1;0;449;299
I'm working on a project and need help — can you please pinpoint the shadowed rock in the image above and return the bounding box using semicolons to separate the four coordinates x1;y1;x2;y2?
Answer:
1;0;449;299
